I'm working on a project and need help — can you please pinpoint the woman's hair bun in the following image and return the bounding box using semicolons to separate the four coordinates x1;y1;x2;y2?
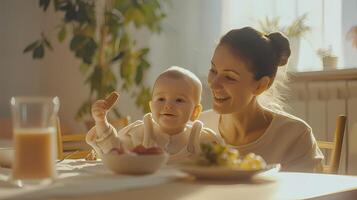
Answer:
267;32;291;66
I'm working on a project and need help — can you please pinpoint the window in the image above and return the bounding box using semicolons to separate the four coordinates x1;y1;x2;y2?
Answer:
221;0;344;72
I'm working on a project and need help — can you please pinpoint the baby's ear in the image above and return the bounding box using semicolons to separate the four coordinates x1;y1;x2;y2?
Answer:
190;104;202;121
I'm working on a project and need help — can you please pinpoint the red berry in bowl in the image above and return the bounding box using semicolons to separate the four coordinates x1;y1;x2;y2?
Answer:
109;147;124;155
132;145;163;155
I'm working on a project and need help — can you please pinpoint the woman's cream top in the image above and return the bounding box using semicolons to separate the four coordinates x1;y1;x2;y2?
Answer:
199;109;324;172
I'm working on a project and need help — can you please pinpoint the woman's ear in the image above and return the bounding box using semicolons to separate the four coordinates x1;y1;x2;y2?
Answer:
190;104;203;121
253;76;271;96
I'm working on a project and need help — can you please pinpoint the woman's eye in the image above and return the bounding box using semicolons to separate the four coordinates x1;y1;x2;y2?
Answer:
225;76;236;81
209;68;217;74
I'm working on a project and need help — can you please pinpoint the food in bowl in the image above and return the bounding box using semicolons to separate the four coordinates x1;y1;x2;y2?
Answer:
197;143;266;170
0;147;14;168
131;145;164;155
102;145;168;175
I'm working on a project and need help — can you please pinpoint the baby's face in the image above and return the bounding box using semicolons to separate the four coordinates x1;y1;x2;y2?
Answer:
151;76;197;135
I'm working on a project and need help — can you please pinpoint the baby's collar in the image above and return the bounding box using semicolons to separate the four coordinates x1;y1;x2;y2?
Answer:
153;122;188;141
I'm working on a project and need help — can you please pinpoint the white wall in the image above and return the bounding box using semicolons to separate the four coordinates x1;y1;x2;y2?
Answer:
0;0;89;134
0;1;47;117
147;0;222;110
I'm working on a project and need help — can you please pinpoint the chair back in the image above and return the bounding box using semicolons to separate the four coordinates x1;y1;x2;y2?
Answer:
317;115;347;174
56;118;91;159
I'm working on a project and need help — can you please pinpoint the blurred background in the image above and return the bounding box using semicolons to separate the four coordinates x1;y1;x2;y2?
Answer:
1;0;357;174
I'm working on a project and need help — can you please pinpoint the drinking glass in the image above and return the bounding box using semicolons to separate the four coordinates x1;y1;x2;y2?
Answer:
10;96;60;187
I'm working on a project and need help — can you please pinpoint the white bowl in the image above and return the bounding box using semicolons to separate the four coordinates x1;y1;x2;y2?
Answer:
0;147;14;168
102;152;169;175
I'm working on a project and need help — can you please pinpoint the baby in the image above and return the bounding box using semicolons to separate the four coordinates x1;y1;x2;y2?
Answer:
86;66;224;161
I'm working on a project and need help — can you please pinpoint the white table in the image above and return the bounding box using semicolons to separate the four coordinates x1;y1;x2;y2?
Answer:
1;159;357;200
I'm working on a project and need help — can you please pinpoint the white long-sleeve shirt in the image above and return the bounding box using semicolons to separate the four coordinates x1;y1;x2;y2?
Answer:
199;109;324;172
86;113;224;162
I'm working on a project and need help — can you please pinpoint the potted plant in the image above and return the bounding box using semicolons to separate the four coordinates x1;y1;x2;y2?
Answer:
23;0;167;128
317;46;338;70
258;13;311;71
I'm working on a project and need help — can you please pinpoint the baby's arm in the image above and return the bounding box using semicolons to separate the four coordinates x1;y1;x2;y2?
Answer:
187;121;203;155
86;124;120;158
142;113;157;148
200;127;226;145
92;92;119;138
86;92;120;157
187;121;225;156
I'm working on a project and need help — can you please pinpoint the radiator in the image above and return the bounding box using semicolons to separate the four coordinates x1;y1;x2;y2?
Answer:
287;80;357;174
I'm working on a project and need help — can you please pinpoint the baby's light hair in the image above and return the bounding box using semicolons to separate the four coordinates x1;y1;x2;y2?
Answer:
154;66;202;104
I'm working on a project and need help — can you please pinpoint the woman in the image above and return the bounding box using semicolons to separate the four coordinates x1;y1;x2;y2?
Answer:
199;27;323;172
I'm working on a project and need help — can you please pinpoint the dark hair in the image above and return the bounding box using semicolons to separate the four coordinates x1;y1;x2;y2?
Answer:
219;27;291;80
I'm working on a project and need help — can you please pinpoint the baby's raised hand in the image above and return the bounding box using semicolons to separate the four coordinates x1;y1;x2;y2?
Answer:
92;92;120;122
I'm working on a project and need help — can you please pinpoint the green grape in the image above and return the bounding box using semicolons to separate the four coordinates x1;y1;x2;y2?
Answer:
227;148;239;160
216;152;229;166
213;143;225;154
198;143;241;167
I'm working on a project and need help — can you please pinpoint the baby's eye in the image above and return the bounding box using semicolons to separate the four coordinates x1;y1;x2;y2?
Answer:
157;97;165;102
176;98;185;103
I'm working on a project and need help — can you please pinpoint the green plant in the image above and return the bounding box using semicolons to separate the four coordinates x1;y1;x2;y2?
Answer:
23;0;167;121
258;13;311;38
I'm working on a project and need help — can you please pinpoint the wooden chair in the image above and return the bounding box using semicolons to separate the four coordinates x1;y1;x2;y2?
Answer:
317;115;347;174
56;118;91;159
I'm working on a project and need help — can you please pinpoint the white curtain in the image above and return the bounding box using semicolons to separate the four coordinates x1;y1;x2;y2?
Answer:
220;0;343;72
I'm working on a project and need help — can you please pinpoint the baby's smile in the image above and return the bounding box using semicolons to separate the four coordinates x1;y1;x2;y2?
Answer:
161;113;177;117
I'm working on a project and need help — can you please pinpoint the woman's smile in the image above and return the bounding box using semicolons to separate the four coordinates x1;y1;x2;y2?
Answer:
213;92;231;103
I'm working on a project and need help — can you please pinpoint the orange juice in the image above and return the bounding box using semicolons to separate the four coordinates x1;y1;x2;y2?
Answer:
12;128;57;180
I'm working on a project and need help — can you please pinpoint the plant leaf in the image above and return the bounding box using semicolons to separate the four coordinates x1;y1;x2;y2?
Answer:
58;26;67;42
39;0;50;11
111;52;125;62
43;38;53;50
23;41;39;53
70;35;85;50
135;63;144;85
33;45;45;59
75;100;92;121
135;86;151;113
80;63;91;74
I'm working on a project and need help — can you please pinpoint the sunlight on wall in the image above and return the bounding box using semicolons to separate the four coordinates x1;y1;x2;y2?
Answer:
221;0;343;72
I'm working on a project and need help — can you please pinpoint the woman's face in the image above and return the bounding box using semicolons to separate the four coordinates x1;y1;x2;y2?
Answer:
208;44;259;114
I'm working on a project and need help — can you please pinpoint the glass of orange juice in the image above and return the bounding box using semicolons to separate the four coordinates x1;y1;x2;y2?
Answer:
10;96;60;187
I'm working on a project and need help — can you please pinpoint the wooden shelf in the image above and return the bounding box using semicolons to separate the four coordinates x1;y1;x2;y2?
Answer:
288;68;357;82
